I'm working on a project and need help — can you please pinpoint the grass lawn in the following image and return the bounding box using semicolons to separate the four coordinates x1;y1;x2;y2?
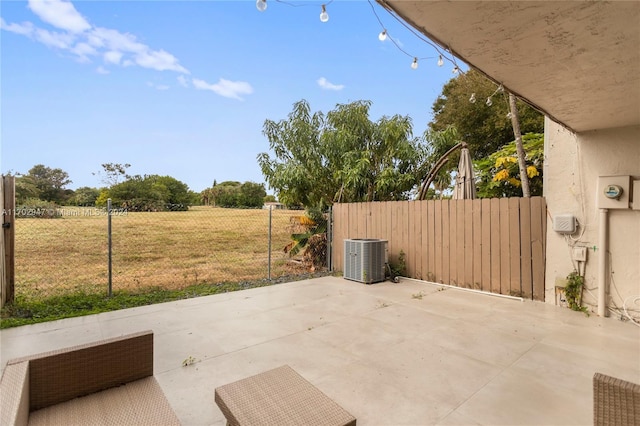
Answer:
1;206;329;328
13;206;310;300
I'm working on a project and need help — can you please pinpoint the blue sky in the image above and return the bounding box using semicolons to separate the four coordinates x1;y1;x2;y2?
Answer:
1;0;462;193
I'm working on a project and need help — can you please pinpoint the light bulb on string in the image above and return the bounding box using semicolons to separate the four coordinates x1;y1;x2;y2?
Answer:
506;112;513;119
437;55;444;67
256;0;267;12
452;66;459;74
486;97;493;106
469;93;476;103
378;30;387;41
320;5;329;22
411;58;418;70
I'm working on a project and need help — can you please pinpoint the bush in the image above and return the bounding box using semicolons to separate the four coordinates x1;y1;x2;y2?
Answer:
15;198;61;219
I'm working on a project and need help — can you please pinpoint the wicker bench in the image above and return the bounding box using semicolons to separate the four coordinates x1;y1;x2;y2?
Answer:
0;330;180;426
593;372;640;426
215;365;356;426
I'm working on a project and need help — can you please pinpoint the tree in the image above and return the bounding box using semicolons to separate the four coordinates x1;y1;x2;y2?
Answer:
106;174;192;211
95;163;131;187
73;187;100;206
258;99;424;208
430;70;544;159
23;164;72;204
204;181;266;208
474;133;544;198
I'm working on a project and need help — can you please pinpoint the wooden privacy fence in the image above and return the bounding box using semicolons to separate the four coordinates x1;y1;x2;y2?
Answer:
332;197;546;300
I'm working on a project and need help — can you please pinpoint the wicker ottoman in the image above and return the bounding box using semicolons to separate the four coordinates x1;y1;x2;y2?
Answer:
215;365;356;426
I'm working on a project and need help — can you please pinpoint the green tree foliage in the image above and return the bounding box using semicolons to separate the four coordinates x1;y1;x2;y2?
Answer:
20;164;72;204
474;133;544;198
204;181;266;208
72;187;100;206
258;99;424;208
105;175;192;211
430;70;544;159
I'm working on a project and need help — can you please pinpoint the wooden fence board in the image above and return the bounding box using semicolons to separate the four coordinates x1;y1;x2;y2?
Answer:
427;201;436;282
412;201;422;279
434;201;442;283
499;198;511;295
464;199;474;289
490;198;501;294
442;200;451;285
455;200;465;287
481;199;492;292
519;198;533;299
531;197;546;301
509;197;522;297
472;199;482;290
420;201;429;281
2;176;15;305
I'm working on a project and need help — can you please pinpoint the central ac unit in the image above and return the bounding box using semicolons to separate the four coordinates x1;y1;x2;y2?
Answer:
343;239;387;284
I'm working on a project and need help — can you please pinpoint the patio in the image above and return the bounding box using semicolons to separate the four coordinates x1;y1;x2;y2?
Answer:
1;276;638;425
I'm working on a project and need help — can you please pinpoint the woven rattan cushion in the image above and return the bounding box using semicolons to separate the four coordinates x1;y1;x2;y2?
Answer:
593;372;640;426
215;365;356;426
28;376;180;426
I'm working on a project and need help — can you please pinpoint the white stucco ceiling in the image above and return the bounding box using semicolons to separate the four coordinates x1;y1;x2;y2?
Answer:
377;1;640;133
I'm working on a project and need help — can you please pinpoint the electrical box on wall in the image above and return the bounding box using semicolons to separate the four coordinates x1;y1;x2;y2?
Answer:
553;214;576;234
597;176;631;209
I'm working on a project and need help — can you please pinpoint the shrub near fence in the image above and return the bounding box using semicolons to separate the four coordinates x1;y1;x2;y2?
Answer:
14;206;316;301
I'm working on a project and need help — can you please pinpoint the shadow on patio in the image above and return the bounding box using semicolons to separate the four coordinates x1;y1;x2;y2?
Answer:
1;276;638;425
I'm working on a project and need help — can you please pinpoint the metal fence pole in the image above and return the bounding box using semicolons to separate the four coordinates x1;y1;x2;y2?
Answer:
268;207;272;280
327;207;332;271
107;198;112;297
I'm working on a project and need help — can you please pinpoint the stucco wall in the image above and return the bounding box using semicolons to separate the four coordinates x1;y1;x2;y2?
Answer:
544;119;640;316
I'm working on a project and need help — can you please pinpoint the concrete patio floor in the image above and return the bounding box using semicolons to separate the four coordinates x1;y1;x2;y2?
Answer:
1;276;639;425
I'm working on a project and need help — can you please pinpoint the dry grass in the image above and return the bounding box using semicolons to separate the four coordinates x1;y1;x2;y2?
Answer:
15;206;309;299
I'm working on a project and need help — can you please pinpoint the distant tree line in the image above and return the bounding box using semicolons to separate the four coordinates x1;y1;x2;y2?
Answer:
11;163;269;212
200;180;266;209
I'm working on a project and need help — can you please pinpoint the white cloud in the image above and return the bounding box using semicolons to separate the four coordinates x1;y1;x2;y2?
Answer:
90;27;146;53
96;66;109;74
28;0;91;33
134;49;188;74
177;75;189;88
317;77;345;91
1;18;35;36
192;78;253;101
146;82;169;91
34;27;75;49
104;50;123;65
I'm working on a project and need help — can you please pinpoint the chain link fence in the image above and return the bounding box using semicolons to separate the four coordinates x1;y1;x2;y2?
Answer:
13;205;330;302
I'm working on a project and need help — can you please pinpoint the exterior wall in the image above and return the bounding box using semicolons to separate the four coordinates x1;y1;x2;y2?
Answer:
544;118;640;315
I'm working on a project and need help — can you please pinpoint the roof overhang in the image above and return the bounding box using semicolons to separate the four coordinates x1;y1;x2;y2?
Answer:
377;1;640;133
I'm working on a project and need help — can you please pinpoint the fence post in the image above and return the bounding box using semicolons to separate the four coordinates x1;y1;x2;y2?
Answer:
107;198;112;297
268;207;272;280
327;207;332;271
2;175;15;306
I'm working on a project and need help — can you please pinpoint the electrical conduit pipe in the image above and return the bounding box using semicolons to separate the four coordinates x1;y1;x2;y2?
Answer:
598;208;608;317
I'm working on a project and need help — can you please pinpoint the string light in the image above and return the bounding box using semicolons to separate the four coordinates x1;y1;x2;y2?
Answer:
469;93;476;103
486;97;493;106
255;0;463;74
506;112;513;119
320;4;329;22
